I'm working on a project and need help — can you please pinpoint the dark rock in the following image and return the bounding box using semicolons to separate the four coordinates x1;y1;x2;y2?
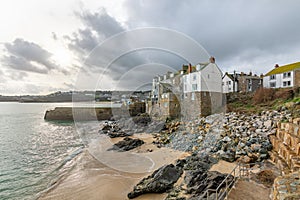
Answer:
127;164;183;199
107;131;133;138
220;150;236;162
132;113;151;125
107;137;144;151
187;171;234;198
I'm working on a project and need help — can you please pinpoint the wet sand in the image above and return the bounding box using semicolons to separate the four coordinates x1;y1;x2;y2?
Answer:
39;133;188;200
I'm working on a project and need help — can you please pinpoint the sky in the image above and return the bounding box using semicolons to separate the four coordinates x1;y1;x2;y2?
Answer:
0;0;299;95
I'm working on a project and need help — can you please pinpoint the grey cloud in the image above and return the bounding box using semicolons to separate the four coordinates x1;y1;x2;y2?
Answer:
66;8;125;56
78;8;125;38
7;71;28;81
66;28;99;54
3;55;49;74
123;0;300;73
2;38;59;74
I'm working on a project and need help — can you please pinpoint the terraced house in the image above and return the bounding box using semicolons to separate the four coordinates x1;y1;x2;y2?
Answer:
149;57;223;119
263;62;300;88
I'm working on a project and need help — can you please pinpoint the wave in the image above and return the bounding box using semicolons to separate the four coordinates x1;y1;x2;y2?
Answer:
34;147;84;200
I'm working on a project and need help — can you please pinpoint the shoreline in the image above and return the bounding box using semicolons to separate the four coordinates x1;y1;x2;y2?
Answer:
38;133;188;200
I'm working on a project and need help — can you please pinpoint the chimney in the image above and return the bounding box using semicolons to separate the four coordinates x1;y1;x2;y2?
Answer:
188;63;192;73
275;64;279;68
209;56;215;63
249;71;252;76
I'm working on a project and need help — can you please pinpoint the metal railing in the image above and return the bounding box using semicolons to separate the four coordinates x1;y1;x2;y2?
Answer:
205;162;255;200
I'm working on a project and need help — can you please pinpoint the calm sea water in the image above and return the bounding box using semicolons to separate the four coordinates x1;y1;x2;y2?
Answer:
0;102;84;200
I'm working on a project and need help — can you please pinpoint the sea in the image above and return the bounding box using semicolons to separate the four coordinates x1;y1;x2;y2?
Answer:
0;102;93;200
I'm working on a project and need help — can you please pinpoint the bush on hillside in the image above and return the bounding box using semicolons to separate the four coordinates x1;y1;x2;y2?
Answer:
253;88;275;104
274;89;294;100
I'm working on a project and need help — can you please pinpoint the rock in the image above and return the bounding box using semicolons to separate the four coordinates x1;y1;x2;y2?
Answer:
132;113;151;125
107;131;133;138
250;144;262;152
263;120;273;129
107;137;144;151
255;129;262;134
222;136;231;142
187;171;234;198
220;150;236;162
127;164;183;199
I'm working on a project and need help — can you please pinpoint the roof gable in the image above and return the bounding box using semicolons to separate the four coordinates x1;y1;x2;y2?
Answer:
265;62;300;76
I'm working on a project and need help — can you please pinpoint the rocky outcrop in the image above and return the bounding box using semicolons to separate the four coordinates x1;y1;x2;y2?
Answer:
127;163;184;199
99;121;133;138
107;137;144;151
154;111;289;163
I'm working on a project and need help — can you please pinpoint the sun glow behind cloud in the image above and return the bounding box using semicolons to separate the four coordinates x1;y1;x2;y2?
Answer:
51;45;73;67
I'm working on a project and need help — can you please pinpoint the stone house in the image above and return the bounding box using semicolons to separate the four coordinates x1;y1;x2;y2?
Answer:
222;72;262;93
263;62;300;89
148;57;223;120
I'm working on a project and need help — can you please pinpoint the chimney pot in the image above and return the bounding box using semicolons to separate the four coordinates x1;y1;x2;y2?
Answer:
275;64;279;68
209;56;215;63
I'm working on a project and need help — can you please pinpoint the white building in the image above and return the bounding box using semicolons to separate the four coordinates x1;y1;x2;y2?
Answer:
222;73;238;93
263;62;300;88
182;62;222;96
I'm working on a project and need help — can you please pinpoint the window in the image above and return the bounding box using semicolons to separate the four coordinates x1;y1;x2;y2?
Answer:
192;84;197;91
270;82;276;88
283;81;291;87
184;93;188;99
208;74;210;79
283;72;291;78
191;92;195;101
222;82;224;86
193;74;197;81
270;75;276;80
228;81;231;85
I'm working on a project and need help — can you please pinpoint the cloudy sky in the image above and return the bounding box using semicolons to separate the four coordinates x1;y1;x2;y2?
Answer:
0;0;299;95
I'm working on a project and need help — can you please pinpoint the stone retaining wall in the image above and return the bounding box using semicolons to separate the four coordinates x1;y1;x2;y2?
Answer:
272;171;300;200
270;118;300;200
269;118;300;173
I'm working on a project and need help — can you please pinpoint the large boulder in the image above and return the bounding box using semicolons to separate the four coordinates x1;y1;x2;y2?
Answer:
107;137;144;151
187;171;234;198
127;163;183;199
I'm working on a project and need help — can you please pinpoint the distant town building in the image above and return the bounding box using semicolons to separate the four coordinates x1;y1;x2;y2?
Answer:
263;62;300;88
222;72;262;93
149;57;223;120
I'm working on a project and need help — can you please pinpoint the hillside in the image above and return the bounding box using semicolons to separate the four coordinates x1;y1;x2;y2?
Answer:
226;87;300;118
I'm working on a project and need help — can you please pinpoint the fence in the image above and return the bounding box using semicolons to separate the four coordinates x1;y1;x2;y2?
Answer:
205;162;258;200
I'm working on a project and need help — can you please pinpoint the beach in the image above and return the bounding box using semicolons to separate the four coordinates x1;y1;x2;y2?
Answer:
38;133;188;200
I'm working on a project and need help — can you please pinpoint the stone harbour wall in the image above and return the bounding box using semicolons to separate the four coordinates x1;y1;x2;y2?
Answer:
44;102;146;121
44;107;119;121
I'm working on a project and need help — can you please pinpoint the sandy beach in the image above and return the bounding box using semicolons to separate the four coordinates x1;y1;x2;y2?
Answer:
38;133;188;200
